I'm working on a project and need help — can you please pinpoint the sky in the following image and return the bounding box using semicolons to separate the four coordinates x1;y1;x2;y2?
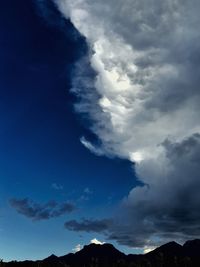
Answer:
1;0;200;262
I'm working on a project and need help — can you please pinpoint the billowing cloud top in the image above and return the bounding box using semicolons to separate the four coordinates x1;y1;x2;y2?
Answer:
55;0;200;161
54;0;200;248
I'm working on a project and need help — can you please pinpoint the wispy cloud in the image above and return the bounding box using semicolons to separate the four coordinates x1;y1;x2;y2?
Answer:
84;187;93;195
51;183;64;190
79;187;93;201
10;198;76;221
80;137;104;156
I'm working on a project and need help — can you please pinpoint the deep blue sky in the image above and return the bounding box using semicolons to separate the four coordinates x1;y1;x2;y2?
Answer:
0;0;138;261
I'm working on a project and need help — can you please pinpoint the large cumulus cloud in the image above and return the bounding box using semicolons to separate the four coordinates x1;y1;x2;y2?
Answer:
54;0;200;248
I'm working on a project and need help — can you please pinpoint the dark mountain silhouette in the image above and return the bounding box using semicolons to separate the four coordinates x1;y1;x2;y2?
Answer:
57;243;125;267
183;239;200;257
3;239;200;267
43;254;59;262
151;241;182;255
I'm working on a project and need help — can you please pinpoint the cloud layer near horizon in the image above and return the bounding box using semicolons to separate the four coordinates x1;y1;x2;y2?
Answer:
54;0;200;248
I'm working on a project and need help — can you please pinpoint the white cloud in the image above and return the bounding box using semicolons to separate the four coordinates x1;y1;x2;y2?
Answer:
72;244;83;252
72;239;104;253
90;238;105;245
143;246;156;254
55;0;200;162
80;136;104;156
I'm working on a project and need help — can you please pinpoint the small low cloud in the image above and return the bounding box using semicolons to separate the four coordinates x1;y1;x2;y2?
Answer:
51;183;64;190
143;246;156;254
72;244;83;252
72;239;104;253
90;238;105;245
10;198;76;221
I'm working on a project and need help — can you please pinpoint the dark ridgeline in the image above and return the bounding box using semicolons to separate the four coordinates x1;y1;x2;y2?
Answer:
2;239;200;267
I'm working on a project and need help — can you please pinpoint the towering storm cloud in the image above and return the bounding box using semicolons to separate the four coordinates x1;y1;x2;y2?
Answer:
54;0;200;248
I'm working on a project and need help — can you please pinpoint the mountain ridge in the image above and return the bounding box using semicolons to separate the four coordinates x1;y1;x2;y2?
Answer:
4;239;200;267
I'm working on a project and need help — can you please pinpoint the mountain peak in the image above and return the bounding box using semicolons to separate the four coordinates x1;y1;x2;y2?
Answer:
161;241;182;248
148;241;182;256
79;242;123;254
43;254;58;262
75;242;125;262
82;242;115;250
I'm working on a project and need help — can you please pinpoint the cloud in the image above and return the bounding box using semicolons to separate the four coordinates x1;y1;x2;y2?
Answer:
72;244;83;252
143;246;156;254
110;134;200;247
10;198;76;221
84;187;93;195
90;238;105;245
55;0;200;162
64;218;112;233
64;135;200;247
51;183;64;190
80;137;104;156
54;0;200;248
72;239;104;253
79;187;93;201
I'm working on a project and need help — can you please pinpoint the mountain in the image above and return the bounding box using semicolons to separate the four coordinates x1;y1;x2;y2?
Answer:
143;240;200;267
4;239;200;267
58;243;125;267
150;241;183;256
183;239;200;257
43;254;59;262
